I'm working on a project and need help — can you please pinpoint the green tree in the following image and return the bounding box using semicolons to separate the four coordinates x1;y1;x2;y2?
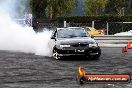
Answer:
84;0;108;16
30;0;48;18
128;0;132;15
105;0;126;16
45;0;76;19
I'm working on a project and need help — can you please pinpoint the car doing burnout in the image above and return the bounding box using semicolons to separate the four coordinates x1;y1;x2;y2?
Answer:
49;27;101;60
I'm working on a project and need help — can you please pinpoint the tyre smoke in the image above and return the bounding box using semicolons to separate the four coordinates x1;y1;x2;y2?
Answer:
0;0;52;56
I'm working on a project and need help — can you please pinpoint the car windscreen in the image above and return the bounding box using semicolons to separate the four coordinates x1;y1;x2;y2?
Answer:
57;28;89;38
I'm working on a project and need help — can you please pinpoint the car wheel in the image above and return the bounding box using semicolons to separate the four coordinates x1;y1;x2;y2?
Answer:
53;49;61;60
91;48;101;60
91;54;100;60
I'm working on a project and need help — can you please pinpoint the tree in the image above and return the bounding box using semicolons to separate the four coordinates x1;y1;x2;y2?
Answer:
84;0;108;16
105;0;126;16
127;0;132;15
30;0;48;18
45;0;76;19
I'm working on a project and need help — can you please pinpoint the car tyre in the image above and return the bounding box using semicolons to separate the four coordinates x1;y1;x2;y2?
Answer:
53;49;61;60
91;48;101;60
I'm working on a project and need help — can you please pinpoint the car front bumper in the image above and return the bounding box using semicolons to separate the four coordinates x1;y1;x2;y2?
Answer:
56;47;100;57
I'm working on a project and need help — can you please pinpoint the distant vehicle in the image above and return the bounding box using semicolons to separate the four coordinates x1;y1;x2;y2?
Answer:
85;27;105;36
49;27;101;60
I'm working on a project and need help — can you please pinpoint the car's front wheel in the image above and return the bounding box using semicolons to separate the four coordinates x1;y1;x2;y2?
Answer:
85;47;101;60
91;48;101;60
53;49;61;60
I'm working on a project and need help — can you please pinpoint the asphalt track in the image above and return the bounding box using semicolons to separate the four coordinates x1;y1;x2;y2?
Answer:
0;48;132;88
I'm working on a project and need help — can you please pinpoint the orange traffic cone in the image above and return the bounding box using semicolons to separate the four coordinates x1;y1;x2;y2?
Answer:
122;46;128;53
122;46;128;55
122;47;124;53
124;46;128;52
127;40;131;49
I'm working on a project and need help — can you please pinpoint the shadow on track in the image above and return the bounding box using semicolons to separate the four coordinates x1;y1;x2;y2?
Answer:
56;56;100;61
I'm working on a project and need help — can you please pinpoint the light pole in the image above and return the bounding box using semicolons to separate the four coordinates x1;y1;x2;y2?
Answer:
122;7;125;16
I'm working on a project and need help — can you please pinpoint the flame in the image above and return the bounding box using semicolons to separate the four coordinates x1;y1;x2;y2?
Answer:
78;66;86;76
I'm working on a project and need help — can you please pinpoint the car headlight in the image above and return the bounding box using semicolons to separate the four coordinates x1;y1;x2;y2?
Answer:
60;45;71;48
89;43;98;47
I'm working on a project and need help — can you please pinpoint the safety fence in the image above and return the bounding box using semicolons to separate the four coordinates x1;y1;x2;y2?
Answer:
34;21;132;35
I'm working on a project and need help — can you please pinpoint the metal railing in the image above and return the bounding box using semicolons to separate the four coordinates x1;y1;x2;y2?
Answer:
94;35;132;47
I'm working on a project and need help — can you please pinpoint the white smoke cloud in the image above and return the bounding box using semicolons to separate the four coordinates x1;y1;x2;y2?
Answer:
0;0;52;56
0;0;30;18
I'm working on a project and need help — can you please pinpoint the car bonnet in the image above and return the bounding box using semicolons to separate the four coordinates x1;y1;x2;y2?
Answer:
56;37;96;45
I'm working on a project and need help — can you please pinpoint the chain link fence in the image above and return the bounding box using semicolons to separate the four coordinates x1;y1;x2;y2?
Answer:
108;22;132;35
34;20;132;35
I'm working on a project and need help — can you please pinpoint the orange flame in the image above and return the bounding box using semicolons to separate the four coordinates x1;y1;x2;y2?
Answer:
78;66;86;76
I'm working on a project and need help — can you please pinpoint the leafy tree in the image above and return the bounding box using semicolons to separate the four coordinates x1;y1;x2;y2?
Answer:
105;0;126;16
30;0;48;18
45;0;76;19
84;0;108;16
30;0;76;18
